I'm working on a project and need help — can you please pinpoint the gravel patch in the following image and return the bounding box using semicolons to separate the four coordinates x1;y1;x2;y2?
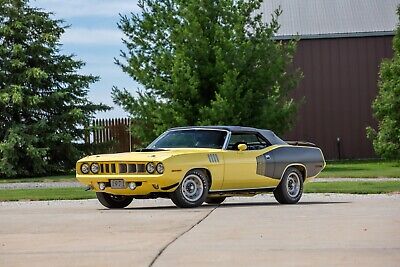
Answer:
0;182;83;190
313;178;400;182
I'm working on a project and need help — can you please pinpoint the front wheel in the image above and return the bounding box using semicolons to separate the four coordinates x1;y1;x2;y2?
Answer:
170;169;209;208
96;192;133;209
273;167;303;204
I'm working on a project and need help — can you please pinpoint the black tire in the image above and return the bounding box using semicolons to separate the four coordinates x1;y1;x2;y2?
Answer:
96;192;134;209
205;197;226;205
273;167;304;204
170;169;209;208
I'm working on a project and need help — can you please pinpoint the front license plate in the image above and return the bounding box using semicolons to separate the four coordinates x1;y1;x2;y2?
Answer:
110;179;125;189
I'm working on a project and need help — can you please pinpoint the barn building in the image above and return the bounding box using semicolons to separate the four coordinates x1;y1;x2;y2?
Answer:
261;0;398;159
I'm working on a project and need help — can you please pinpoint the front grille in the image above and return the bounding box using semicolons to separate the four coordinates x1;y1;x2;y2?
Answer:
111;164;116;173
98;162;146;174
127;164;136;173
119;163;128;173
137;164;145;173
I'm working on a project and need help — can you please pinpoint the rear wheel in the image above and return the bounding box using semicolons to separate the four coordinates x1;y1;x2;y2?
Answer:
96;192;133;209
273;167;303;204
205;197;226;205
170;170;209;208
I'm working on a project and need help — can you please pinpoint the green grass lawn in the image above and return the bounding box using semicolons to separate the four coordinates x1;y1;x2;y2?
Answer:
304;181;400;194
318;160;400;178
0;187;95;201
0;181;399;201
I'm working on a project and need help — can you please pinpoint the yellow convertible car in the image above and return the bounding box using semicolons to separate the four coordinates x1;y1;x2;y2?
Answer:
76;126;325;208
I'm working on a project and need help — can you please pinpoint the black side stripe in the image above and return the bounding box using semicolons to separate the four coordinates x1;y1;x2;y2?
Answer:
161;182;179;191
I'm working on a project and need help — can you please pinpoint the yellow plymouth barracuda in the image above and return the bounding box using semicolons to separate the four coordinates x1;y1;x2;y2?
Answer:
76;126;326;208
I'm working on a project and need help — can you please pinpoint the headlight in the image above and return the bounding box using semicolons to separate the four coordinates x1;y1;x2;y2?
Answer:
156;163;164;174
81;163;89;174
146;162;155;174
90;162;100;174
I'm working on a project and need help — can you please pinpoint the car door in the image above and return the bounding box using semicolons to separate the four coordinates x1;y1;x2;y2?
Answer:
221;132;279;190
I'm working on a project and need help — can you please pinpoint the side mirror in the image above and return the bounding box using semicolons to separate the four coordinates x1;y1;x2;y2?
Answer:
237;143;248;151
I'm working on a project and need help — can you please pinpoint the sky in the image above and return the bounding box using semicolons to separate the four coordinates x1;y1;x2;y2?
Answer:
31;0;143;118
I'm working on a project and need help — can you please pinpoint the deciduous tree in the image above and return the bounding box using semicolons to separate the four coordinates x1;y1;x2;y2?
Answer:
113;0;300;144
367;6;400;159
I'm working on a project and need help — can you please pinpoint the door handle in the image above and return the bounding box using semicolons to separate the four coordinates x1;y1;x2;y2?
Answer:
265;155;271;160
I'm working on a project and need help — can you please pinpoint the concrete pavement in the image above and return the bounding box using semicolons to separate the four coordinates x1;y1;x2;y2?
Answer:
0;194;399;267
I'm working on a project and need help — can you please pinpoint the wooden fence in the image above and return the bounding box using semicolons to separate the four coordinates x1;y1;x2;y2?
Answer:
86;118;137;153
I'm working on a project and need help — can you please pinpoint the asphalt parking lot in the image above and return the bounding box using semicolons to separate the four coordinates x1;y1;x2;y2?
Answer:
1;194;399;267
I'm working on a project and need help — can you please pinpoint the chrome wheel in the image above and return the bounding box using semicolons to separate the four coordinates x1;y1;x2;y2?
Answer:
181;174;204;202
286;172;301;197
274;167;303;204
170;170;209;208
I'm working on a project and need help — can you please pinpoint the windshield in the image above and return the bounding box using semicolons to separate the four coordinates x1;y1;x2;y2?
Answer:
149;130;227;149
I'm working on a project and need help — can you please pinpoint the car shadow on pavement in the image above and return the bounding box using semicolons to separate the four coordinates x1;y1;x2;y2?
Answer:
104;205;214;210
215;201;350;209
99;201;350;211
297;201;351;205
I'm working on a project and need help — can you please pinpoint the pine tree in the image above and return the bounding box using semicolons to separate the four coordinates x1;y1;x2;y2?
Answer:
0;0;109;177
113;0;300;145
367;6;400;159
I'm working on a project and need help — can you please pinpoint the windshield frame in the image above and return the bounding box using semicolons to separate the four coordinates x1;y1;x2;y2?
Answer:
147;128;231;150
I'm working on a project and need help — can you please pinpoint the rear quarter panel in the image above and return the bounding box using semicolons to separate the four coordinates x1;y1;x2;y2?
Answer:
265;146;326;180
